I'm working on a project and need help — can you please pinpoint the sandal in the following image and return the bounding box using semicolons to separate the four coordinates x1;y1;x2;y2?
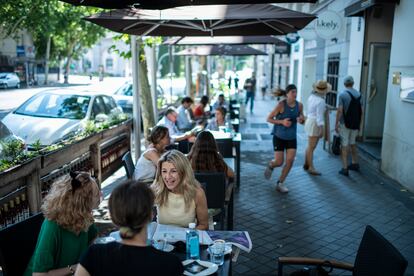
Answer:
308;169;321;176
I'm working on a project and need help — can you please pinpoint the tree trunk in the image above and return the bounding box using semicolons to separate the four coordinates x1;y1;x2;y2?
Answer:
64;56;71;84
139;52;155;139
44;35;51;85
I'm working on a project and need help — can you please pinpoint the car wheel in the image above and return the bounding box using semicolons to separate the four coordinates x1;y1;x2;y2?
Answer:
16;83;20;89
4;84;8;89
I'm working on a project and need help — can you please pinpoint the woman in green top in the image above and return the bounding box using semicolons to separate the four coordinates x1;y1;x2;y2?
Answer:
25;171;101;276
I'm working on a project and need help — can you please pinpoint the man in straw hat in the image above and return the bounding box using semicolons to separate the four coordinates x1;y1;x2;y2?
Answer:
303;80;330;175
335;75;363;176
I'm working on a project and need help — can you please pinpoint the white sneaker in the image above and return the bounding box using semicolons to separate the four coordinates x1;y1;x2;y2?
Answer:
276;181;289;193
264;163;274;180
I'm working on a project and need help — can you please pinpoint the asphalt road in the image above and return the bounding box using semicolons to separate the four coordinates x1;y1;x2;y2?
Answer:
0;75;186;120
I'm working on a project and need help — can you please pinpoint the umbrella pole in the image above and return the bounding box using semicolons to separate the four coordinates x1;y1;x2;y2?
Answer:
131;35;142;161
169;45;173;104
185;56;191;96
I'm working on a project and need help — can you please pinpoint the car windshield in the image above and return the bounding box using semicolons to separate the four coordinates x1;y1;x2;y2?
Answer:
115;83;132;96
0;122;12;139
14;93;91;119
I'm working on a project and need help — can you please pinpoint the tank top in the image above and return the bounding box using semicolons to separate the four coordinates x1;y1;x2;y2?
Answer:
133;148;157;182
157;192;196;228
271;100;300;140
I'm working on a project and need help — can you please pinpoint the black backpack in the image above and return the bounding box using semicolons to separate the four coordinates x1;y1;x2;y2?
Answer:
344;91;362;130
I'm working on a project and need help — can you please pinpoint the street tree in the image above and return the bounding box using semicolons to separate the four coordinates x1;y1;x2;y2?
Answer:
0;0;105;84
110;34;160;139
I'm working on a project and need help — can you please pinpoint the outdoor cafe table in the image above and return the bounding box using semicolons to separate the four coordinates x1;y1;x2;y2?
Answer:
103;233;231;276
175;245;232;276
210;131;242;188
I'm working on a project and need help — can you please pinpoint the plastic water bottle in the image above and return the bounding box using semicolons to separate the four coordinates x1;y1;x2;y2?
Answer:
186;223;200;260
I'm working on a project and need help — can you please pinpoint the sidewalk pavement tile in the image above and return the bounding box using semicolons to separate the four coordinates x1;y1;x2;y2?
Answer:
232;98;414;275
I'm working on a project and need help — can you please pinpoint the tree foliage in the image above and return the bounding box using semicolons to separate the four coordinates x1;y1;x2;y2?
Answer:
109;35;163;138
0;0;105;76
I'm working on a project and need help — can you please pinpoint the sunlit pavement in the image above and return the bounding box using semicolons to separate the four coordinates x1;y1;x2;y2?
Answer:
232;96;414;275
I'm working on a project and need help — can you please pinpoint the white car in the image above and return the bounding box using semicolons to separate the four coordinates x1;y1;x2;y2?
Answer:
2;89;123;147
113;81;165;114
0;72;20;89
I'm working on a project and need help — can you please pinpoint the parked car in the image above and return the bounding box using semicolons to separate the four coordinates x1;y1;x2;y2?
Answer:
112;81;166;114
0;72;20;89
2;89;123;147
0;121;25;159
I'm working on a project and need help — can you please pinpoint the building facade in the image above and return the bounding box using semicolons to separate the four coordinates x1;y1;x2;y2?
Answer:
287;0;413;191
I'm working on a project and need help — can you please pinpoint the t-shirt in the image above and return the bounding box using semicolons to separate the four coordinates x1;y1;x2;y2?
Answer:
24;220;97;275
338;87;363;124
193;104;205;118
244;78;256;93
80;242;184;276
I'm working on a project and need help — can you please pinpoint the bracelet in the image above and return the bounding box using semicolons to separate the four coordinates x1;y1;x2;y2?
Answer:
68;265;75;275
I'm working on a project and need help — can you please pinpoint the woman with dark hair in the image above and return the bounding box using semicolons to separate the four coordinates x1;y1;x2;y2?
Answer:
264;84;305;193
193;95;210;121
134;125;170;182
151;150;209;230
76;181;183;276
24;171;100;276
188;131;234;180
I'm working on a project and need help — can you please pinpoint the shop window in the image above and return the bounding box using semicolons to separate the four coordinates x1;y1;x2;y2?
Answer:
326;53;340;107
105;58;113;70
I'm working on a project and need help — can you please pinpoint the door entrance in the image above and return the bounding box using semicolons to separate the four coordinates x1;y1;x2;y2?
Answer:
363;43;391;141
301;56;316;111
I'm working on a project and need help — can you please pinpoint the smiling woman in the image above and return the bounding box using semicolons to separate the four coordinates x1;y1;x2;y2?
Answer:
151;150;209;230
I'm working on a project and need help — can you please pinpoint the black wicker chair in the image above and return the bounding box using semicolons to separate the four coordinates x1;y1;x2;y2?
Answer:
277;225;408;276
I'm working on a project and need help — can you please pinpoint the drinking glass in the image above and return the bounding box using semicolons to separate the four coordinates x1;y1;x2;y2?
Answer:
209;239;225;266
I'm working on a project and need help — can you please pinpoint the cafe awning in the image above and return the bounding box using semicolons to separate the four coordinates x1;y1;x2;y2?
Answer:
164;36;290;54
63;0;317;10
345;0;399;17
174;45;267;56
84;4;317;36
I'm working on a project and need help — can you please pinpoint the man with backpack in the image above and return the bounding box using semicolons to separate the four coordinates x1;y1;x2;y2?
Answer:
335;76;363;176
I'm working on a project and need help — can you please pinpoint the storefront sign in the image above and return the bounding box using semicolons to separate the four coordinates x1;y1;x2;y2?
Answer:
16;46;25;57
314;10;342;39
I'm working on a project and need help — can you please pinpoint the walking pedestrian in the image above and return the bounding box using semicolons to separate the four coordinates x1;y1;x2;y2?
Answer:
335;76;363;176
244;72;256;113
259;73;268;100
264;84;305;193
303;80;330;175
234;74;240;91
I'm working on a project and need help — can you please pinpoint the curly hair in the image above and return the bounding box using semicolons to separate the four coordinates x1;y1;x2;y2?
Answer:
41;171;100;234
188;131;227;174
148;125;169;145
151;150;199;211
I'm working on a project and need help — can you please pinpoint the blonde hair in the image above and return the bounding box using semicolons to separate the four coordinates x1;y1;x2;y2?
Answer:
151;150;199;211
41;171;99;234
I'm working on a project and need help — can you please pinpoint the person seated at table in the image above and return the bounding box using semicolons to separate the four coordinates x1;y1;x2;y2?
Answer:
205;107;229;131
193;95;210;122
24;171;100;276
176;96;195;131
75;180;184;276
157;107;196;143
188;131;235;181
151;150;209;230
212;94;229;111
134;126;170;183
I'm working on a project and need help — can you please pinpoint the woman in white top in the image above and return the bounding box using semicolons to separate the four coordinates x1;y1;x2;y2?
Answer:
304;80;330;175
134;126;170;182
151;150;209;230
